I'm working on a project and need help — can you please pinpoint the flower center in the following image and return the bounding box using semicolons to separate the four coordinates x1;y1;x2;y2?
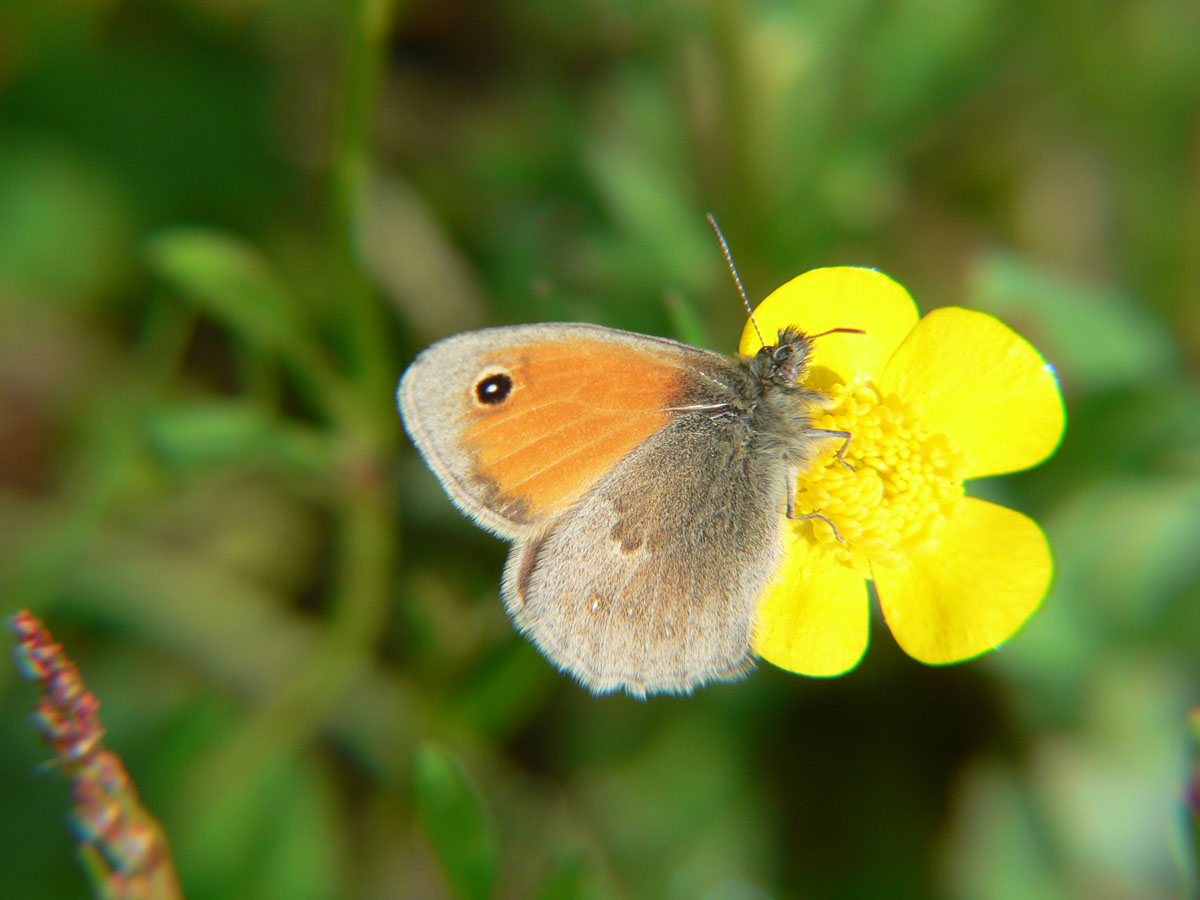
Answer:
793;383;969;576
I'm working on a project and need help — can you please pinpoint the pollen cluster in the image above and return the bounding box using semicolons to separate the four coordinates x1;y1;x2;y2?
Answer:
795;384;968;576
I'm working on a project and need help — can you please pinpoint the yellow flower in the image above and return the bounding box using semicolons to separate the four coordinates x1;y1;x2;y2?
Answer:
740;267;1065;676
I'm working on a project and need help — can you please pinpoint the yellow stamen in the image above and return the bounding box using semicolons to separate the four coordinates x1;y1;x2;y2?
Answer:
795;384;968;576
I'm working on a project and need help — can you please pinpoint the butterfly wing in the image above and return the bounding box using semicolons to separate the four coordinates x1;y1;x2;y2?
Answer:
398;323;732;538
401;322;791;697
502;406;790;697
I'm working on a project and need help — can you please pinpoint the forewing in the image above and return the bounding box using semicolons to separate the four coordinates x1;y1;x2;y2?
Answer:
399;324;729;538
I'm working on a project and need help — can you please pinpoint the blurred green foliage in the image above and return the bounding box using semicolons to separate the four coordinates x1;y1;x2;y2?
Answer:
1;0;1198;898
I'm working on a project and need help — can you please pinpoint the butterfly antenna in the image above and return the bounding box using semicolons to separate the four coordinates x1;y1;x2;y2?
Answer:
706;212;765;347
809;326;867;339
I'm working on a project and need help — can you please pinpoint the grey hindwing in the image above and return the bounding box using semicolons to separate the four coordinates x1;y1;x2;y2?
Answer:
499;411;788;698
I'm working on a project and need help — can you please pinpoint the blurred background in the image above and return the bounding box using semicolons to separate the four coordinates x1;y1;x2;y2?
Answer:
1;0;1198;897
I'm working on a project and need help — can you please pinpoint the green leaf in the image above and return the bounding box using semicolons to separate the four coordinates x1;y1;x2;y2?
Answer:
143;401;331;474
144;228;323;369
174;747;340;900
969;252;1180;395
1049;475;1200;632
413;743;498;900
939;762;1070;900
452;643;557;740
584;137;714;295
0;134;132;305
662;288;712;350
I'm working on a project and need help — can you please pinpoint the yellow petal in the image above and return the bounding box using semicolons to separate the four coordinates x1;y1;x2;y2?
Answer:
739;267;920;386
754;534;870;677
878;307;1065;478
874;498;1051;664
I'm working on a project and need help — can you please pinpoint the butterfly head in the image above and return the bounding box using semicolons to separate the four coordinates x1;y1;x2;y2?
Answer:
750;326;814;389
747;325;867;392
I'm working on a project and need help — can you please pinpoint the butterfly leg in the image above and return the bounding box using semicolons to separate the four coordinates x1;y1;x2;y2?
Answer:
784;470;845;543
809;428;854;470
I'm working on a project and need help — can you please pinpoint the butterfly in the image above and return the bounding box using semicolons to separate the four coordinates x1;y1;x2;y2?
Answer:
399;221;856;697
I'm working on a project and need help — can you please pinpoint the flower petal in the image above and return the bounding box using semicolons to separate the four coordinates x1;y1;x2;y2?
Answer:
754;534;870;677
739;267;920;386
874;498;1052;664
878;307;1065;478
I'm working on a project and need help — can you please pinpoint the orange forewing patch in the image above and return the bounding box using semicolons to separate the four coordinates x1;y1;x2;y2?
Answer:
463;340;683;523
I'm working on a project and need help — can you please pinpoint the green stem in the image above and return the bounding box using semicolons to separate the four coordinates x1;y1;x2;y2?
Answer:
332;0;401;405
179;0;404;814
